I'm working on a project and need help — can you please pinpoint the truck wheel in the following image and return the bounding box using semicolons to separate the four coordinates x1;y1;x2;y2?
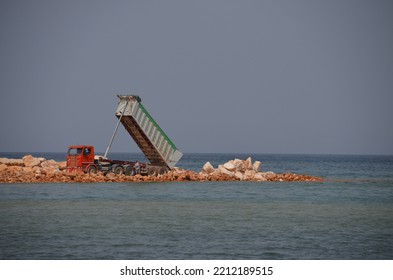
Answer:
158;167;169;175
124;165;136;176
87;165;98;174
113;165;124;175
147;166;158;176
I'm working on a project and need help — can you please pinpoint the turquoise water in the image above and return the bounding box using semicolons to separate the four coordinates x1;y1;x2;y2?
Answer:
0;153;393;259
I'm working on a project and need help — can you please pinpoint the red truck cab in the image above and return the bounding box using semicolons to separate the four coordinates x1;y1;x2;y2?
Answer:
66;145;159;176
66;145;95;173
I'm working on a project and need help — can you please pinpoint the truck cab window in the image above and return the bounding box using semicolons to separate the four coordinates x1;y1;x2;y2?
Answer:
68;148;83;156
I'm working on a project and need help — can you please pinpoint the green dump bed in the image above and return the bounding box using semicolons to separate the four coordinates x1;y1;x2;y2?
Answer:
115;95;183;169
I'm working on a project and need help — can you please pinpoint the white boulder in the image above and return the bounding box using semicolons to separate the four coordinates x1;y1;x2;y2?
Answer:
253;161;261;172
254;173;267;181
244;157;253;170
217;165;234;177
41;160;60;175
1;157;38;166
0;158;11;165
23;155;45;167
201;161;215;174
244;169;256;180
233;159;244;171
199;157;264;181
223;161;236;171
234;172;244;180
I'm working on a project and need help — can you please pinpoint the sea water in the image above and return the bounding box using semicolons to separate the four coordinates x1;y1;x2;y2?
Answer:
0;153;392;259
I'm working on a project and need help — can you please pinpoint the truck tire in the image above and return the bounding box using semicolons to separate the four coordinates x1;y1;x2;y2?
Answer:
158;166;168;175
87;165;98;174
113;165;124;175
124;165;136;176
147;166;158;176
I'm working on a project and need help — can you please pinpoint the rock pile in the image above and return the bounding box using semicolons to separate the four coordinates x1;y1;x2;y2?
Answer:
0;155;323;183
0;155;67;183
200;157;267;181
199;157;321;182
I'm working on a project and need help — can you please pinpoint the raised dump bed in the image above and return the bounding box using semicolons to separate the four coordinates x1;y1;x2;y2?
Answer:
115;95;183;169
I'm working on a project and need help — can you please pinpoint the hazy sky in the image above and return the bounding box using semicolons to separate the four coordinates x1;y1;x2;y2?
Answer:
1;0;392;154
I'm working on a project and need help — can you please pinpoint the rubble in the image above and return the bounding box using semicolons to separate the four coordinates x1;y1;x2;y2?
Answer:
0;164;7;172
201;161;215;174
197;158;321;182
0;155;323;183
1;158;24;166
22;155;45;167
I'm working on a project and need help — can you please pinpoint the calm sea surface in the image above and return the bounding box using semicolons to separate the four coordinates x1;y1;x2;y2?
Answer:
1;153;392;259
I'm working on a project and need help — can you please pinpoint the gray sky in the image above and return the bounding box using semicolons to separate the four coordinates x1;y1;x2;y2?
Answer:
1;0;392;154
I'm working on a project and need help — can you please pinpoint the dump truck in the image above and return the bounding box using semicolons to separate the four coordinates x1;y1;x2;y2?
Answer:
66;95;183;175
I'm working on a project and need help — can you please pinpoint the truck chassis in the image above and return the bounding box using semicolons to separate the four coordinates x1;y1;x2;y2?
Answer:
89;158;169;176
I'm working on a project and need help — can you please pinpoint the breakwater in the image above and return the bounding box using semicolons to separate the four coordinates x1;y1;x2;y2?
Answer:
0;155;323;183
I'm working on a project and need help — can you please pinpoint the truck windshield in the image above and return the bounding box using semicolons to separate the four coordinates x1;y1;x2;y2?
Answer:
68;148;83;156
